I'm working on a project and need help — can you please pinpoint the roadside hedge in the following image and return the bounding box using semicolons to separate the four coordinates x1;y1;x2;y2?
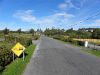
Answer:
0;44;13;72
52;35;85;46
0;35;33;73
33;35;40;40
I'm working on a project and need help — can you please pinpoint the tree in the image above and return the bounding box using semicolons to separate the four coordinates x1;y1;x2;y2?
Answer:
44;28;65;36
92;28;100;39
65;28;77;38
3;28;9;35
37;29;43;34
17;28;21;34
29;29;34;36
77;30;92;39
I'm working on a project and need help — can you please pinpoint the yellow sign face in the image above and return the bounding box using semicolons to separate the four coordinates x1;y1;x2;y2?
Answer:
11;43;25;57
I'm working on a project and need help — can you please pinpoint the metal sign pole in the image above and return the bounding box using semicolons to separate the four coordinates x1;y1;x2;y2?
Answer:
13;35;16;62
13;53;14;61
23;51;25;61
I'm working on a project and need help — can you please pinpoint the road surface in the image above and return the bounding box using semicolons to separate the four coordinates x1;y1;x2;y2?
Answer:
23;36;100;75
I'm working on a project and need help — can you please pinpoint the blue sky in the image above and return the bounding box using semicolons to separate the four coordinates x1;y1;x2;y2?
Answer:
0;0;100;31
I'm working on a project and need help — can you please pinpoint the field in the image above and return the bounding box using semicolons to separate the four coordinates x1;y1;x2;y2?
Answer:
74;39;100;45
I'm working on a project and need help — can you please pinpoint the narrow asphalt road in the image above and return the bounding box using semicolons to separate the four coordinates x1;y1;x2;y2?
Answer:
23;36;100;75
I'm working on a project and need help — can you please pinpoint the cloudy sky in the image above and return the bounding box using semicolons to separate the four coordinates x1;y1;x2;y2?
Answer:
0;0;100;30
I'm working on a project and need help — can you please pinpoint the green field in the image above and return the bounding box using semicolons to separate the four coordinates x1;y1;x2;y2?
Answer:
1;44;36;75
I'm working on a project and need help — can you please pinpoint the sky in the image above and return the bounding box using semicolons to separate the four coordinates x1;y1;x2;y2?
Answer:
0;0;100;31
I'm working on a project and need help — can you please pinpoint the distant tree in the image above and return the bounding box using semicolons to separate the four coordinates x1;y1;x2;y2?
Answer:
92;28;100;39
44;28;50;36
36;29;43;35
77;30;92;39
65;28;77;38
29;29;34;36
44;28;65;36
37;29;42;33
3;28;9;35
17;28;21;34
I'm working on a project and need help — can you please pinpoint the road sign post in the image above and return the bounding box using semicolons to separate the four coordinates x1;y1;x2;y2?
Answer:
11;42;25;61
23;51;25;61
13;53;14;61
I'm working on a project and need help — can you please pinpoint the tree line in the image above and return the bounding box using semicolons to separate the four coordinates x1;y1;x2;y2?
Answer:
44;28;100;39
1;27;100;39
0;28;42;36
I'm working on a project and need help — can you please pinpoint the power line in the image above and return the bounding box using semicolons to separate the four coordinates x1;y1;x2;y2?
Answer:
69;9;100;28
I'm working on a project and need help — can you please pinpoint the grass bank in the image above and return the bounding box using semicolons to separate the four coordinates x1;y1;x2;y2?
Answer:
55;38;100;57
1;44;35;75
86;50;100;57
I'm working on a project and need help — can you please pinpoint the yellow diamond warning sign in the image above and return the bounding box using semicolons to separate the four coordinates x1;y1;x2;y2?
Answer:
11;43;25;57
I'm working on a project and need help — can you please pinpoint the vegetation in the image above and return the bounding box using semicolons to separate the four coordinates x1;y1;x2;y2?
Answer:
0;28;40;74
29;29;35;36
17;28;21;34
44;28;100;45
33;35;40;40
44;28;100;57
0;36;33;74
86;50;100;57
0;42;13;73
1;44;35;75
3;28;9;35
74;39;100;45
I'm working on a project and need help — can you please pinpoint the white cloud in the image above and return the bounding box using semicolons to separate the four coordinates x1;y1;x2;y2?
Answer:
58;0;76;10
59;3;68;9
13;10;36;22
92;19;100;26
58;0;86;10
95;19;100;23
80;19;100;27
13;10;74;28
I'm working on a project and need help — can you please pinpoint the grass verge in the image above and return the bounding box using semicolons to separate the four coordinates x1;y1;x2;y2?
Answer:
86;50;100;57
55;38;100;57
1;44;36;75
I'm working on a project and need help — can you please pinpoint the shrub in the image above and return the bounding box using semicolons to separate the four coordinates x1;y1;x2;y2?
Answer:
4;35;15;43
0;66;4;72
0;35;33;73
53;35;61;40
33;35;40;40
77;41;84;46
26;39;32;46
0;45;13;72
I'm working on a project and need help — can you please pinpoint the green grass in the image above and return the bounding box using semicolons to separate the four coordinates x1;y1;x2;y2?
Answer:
1;44;36;75
86;50;100;57
12;33;33;39
55;38;100;57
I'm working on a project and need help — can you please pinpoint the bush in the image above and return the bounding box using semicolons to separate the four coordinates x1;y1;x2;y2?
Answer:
0;35;33;73
0;45;13;72
26;39;32;46
52;35;65;41
53;35;85;46
53;35;61;40
0;66;4;72
4;35;15;43
77;41;84;46
33;35;40;40
4;35;32;47
71;40;78;45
